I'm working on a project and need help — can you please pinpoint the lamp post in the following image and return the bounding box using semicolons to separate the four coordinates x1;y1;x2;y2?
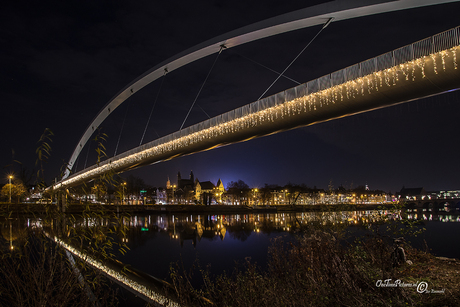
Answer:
9;175;13;203
9;221;13;250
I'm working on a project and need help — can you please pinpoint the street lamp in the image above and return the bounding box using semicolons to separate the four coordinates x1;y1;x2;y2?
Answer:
8;175;13;203
9;221;13;250
252;188;258;205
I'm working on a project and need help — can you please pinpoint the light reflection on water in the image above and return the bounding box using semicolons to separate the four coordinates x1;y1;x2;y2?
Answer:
112;209;460;283
2;209;459;283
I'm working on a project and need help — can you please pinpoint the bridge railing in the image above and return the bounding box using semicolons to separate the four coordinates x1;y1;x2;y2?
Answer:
149;27;459;143
70;26;460;179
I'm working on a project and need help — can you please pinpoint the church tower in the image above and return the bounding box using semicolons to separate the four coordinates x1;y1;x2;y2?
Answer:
216;179;225;193
166;177;171;189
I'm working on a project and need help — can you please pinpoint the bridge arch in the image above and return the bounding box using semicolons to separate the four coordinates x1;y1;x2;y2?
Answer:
64;0;458;179
54;25;460;189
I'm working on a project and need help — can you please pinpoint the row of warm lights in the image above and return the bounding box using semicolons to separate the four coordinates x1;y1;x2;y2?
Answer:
61;209;460;233
55;46;459;190
167;212;456;230
53;237;178;307
131;211;390;225
161;214;393;229
407;214;460;222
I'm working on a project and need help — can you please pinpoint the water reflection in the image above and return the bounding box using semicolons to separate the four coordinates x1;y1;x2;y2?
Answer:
115;209;460;248
2;209;459;280
2;209;459;248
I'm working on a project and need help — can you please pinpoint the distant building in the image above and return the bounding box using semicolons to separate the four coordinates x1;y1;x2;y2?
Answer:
214;179;225;203
397;187;427;201
395;187;460;207
165;171;225;205
156;188;167;204
178;171;195;190
196;180;214;205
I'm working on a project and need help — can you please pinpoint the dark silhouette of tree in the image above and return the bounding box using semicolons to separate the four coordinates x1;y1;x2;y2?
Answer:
259;184;281;205
282;183;312;205
226;180;250;205
123;175;150;204
35;128;53;188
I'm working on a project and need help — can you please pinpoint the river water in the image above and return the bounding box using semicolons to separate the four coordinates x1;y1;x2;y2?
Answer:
2;208;459;286
113;208;460;284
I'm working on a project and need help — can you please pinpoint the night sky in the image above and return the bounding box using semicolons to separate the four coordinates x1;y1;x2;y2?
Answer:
1;0;460;193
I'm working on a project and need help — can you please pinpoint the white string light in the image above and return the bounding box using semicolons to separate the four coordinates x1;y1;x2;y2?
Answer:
451;46;458;69
54;45;460;190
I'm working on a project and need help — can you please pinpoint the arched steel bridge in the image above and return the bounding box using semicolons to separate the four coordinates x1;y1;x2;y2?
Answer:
55;0;460;190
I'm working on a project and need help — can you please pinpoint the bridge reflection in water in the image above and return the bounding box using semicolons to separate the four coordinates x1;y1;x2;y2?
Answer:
50;236;179;307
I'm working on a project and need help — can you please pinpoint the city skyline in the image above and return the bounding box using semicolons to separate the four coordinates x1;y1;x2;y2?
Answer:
1;1;460;193
126;170;456;196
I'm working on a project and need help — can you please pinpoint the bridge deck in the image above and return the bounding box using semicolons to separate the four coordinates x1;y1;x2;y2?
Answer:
55;27;460;189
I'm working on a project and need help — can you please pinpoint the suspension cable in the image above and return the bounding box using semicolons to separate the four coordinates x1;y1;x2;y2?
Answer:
229;49;300;85
114;99;132;156
139;69;168;146
180;46;224;130
258;18;333;100
151;127;160;138
197;104;211;119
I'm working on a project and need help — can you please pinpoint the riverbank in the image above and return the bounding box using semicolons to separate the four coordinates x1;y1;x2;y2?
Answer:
396;248;460;305
1;202;399;215
167;230;460;307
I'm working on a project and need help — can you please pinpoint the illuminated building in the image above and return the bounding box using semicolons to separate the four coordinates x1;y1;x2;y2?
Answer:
165;171;225;204
195;181;215;205
397;187;426;201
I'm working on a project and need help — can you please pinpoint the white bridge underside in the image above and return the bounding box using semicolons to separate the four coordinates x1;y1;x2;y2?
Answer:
59;0;460;188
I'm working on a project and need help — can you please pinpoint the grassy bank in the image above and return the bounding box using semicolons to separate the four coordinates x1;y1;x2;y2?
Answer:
167;218;460;307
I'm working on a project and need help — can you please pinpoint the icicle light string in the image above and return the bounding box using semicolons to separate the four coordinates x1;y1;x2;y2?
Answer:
55;46;459;189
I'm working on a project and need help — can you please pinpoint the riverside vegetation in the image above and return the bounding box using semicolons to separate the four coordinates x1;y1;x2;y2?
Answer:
168;205;460;307
0;128;131;306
